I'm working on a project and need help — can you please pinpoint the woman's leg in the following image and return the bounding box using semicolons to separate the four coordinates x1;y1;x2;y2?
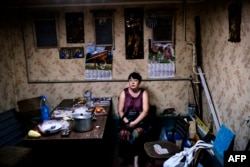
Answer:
132;131;148;167
119;140;134;166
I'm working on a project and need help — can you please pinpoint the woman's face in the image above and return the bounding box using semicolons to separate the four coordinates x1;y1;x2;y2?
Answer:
128;77;140;90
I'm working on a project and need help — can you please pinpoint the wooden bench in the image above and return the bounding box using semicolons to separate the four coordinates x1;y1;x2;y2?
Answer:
0;108;33;167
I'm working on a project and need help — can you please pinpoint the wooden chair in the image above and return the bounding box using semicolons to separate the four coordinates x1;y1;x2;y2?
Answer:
144;114;190;165
17;96;42;132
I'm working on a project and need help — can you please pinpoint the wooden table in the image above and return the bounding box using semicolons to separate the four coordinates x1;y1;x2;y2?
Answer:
23;99;111;141
21;98;117;167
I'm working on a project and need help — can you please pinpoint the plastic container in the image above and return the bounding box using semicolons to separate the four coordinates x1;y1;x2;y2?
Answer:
40;95;50;121
84;90;92;107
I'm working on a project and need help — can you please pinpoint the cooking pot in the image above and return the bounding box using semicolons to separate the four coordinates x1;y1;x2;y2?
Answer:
72;112;93;132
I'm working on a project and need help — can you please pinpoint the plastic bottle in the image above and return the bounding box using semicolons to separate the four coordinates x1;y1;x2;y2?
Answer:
84;90;92;107
40;95;50;121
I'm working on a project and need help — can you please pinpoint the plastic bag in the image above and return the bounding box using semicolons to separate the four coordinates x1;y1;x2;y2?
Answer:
163;140;214;167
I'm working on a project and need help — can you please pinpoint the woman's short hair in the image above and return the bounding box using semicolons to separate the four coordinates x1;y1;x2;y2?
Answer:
128;72;142;83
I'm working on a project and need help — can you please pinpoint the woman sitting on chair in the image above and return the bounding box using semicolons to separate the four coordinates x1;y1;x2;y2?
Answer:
118;72;150;167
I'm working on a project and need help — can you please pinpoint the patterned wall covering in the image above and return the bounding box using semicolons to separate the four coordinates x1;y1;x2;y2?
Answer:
22;5;197;82
200;0;250;150
0;1;249;151
0;16;17;111
0;4;198;114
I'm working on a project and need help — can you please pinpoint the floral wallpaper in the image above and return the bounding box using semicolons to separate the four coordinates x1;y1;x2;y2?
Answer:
200;0;250;150
3;4;195;115
0;0;249;151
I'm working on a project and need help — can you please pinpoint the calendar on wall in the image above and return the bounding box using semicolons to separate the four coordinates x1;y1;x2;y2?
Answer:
147;11;176;78
148;41;175;78
85;43;113;80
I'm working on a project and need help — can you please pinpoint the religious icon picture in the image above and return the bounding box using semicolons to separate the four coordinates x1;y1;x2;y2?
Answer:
124;8;144;59
59;47;84;59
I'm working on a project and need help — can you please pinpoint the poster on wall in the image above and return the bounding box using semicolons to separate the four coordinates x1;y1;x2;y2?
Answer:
148;41;175;78
59;47;84;59
85;43;112;80
95;17;113;45
65;12;84;43
124;8;144;59
33;13;58;48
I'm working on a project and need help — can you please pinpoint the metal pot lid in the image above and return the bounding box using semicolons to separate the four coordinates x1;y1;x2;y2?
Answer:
72;113;92;119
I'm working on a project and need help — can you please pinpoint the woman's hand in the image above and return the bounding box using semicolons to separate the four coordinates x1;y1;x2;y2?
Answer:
128;121;137;128
123;117;130;124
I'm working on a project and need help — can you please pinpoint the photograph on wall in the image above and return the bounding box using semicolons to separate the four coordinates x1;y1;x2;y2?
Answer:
59;47;84;59
85;43;112;80
33;13;58;48
124;8;144;59
153;15;174;42
95;17;113;45
228;2;242;42
148;41;175;78
65;12;84;43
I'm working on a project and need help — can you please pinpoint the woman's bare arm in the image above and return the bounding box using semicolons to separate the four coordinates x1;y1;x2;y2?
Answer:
117;90;129;123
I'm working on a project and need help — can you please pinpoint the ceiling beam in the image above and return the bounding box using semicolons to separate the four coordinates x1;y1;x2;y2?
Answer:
3;0;205;8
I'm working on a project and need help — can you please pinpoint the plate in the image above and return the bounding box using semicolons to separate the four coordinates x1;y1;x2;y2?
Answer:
52;107;73;118
94;106;107;116
38;120;62;134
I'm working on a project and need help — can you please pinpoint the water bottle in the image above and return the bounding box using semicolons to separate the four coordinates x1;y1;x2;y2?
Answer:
40;95;50;121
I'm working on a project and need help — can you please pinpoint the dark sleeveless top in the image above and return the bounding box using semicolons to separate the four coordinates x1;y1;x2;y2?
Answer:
123;87;144;114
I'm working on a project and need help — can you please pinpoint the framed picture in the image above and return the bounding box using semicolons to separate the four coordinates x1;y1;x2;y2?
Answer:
59;47;84;59
228;2;241;42
95;17;113;45
92;10;115;46
65;12;84;43
153;15;174;42
33;13;58;48
124;8;144;59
